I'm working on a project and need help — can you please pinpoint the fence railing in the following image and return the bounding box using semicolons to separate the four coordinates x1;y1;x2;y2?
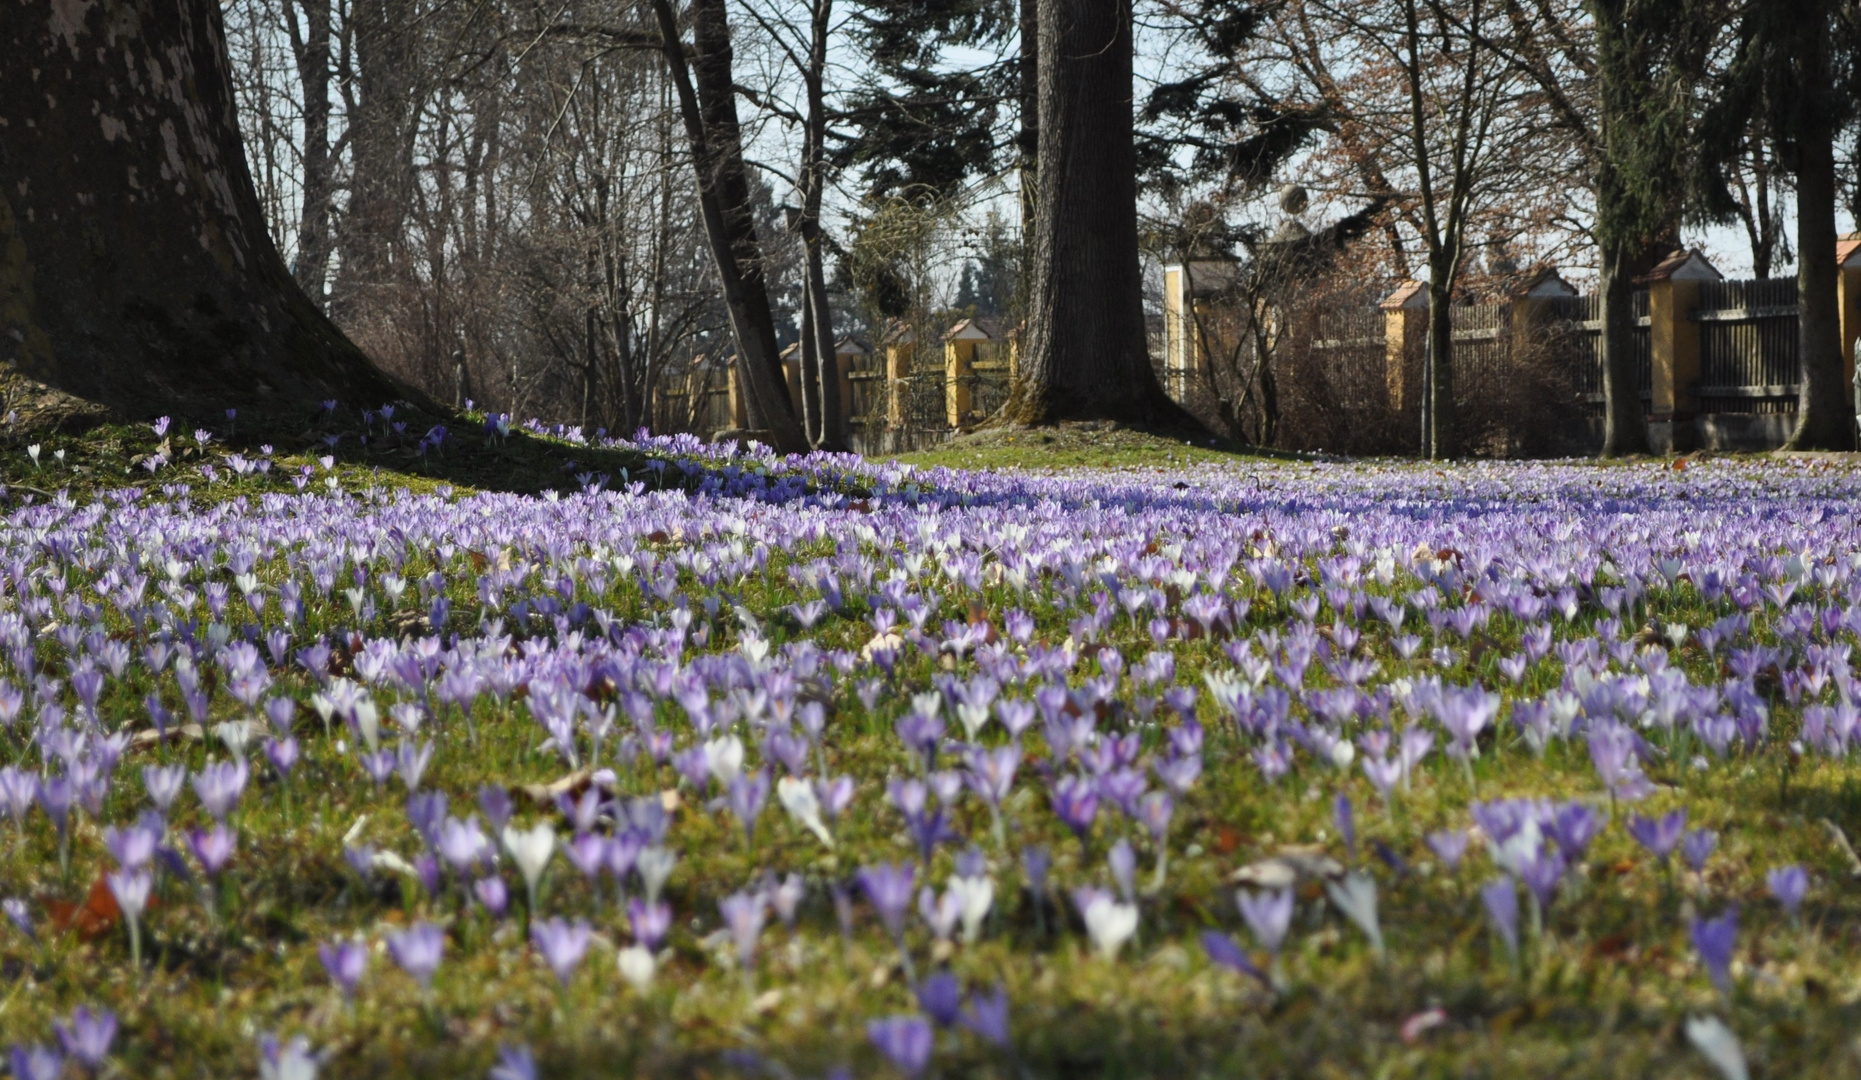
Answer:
1696;277;1800;414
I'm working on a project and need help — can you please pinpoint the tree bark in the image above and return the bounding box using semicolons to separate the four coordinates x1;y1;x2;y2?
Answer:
0;0;406;423
282;0;334;308
798;0;844;451
652;0;807;453
1003;0;1192;429
330;0;415;326
1784;23;1849;450
1596;241;1650;455
1423;279;1456;459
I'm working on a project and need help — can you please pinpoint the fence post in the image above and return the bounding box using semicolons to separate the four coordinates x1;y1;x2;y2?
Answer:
1841;235;1861;395
1380;282;1425;411
884;332;913;429
945;331;976;428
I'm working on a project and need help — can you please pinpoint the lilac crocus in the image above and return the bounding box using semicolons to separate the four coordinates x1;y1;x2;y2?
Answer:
959;984;1012;1046
189;825;237;878
859;862;915;941
629;898;672;952
1200;931;1269;986
1681;829;1718;873
1767;865;1808;918
726;769;771;848
917;971;962;1027
320;939;369;998
191;759;249;821
1108;839;1137;903
531;917;592;986
1691;908;1738;993
1628;810;1687;865
1482;878;1520;962
488;1044;538;1080
8;1044;63;1080
1334;792;1356;860
54;1006;116;1072
719;890;767;972
387;922;446;990
1427;829;1469;870
1237;888;1293;957
1050;774;1098;842
867;1015;933;1078
108;869;151;965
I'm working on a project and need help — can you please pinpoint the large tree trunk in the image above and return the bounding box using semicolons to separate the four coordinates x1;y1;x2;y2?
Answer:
1597;241;1651;456
1422;278;1456;459
1001;0;1192;429
0;0;405;423
798;0;844;451
1784;24;1849;450
283;0;335;308
652;0;807;453
329;0;414;327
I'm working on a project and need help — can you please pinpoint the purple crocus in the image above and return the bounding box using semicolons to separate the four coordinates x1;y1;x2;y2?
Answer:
959;983;1012;1046
531;917;592;986
1680;829;1718;873
1237;888;1293;957
1200;931;1269;986
1767;865;1808;918
1427;829;1469;870
917;971;962;1027
8;1044;63;1080
191;759;248;821
474;876;510;917
629;898;673;952
867;1015;933;1078
1334;792;1356;860
189;825;237;878
726;770;770;847
1482;878;1520;961
858;862;915;942
1050;774;1098;842
1628;810;1687;865
1691;908;1738;993
319;939;369;999
719;890;767;972
54;1006;116;1073
387;922;446;990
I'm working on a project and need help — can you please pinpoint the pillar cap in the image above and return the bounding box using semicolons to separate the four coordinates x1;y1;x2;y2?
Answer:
1839;233;1861;269
1636;248;1722;284
1380;281;1427;310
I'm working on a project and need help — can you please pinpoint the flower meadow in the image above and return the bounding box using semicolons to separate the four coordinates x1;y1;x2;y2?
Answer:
3;427;1861;1078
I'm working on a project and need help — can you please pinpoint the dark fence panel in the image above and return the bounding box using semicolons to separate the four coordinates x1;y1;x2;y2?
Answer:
1696;278;1800;414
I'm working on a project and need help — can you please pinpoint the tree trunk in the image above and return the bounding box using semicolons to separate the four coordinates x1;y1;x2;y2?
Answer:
1423;279;1456;459
1017;0;1039;241
330;0;414;326
799;0;844;451
283;0;334;308
652;0;807;453
1784;25;1849;450
0;0;406;423
1596;241;1650;456
1003;0;1192;429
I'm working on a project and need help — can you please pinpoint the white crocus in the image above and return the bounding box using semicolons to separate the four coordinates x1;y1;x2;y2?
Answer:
617;944;657;992
776;776;833;848
1082;894;1138;960
954;702;990;740
950;875;995;944
638;846;678;906
1324;871;1385;959
703;735;745;786
353;698;381;754
1684;1016;1748;1080
501;823;555;913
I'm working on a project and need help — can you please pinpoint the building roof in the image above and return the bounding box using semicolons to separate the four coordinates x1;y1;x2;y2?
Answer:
944;315;1009;342
1380;280;1427;311
1637;248;1722;283
1840;233;1861;269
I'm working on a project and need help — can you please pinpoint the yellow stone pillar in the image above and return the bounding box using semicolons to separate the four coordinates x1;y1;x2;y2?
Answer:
1380;282;1425;412
945;337;974;427
1647;277;1702;421
726;360;748;428
885;340;914;427
1839;238;1861;395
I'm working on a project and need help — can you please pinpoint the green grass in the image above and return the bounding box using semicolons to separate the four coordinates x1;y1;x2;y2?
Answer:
888;421;1288;471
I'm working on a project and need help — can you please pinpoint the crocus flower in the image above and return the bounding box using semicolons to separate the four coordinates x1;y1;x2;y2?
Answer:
107;869;151;965
859;862;916;942
776;775;833;848
1200;931;1270;986
719;890;767;972
867;1015;933;1078
501;823;555;915
1073;887;1138;960
628;898;672;952
257;1033;319;1080
1427;830;1469;870
1237;888;1293;957
1767;865;1808;919
958;984;1012;1047
189;825;237;878
1482;878;1520;962
387;922;446;990
319;939;369;999
1691;909;1738;994
531;917;592;986
192;759;249;821
1681;829;1718;873
1628;810;1687;865
474;876;510;917
488;1044;538;1080
54;1006;116;1072
725;769;770;847
1324;871;1384;958
9;1045;64;1080
617;944;656;991
1050;774;1098;842
917;971;962;1027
